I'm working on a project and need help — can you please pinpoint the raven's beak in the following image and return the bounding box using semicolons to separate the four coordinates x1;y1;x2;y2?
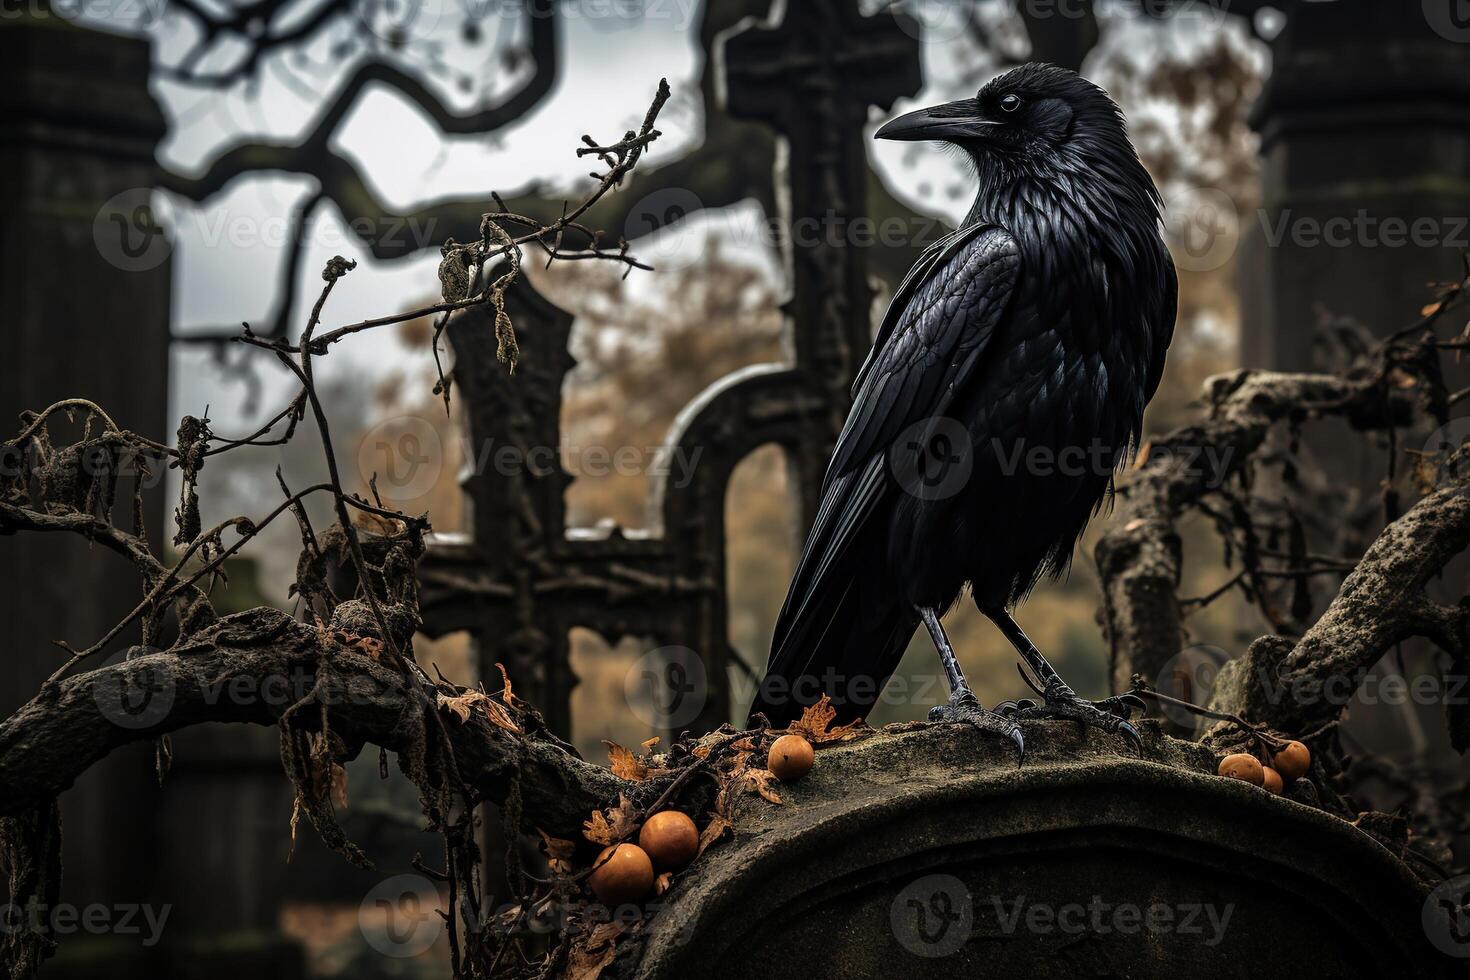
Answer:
875;99;998;142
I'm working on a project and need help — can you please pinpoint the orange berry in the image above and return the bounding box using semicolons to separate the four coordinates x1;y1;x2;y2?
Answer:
638;811;699;871
588;843;654;906
768;734;814;782
1218;752;1264;785
1271;740;1311;781
1261;767;1284;795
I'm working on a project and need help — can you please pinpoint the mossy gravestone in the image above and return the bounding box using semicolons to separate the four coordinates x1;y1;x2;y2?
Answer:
619;724;1462;979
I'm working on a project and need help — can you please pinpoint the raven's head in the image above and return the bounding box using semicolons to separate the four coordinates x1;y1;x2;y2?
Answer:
877;63;1157;212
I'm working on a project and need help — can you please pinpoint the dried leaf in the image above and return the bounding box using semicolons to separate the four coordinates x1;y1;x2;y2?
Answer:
653;872;674;897
493;662;519;708
640;737;660;753
482;696;522;734
738;768;782;805
696;813;732;858
538;829;576;875
436;688;521;734
330;763;349;810
583;794;639;845
1422;301;1443;318
438;690;488;724
787;695;867;744
565;921;623;980
604;740;650;782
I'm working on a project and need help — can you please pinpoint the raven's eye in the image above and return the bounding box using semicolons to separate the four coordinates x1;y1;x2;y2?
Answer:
999;94;1022;113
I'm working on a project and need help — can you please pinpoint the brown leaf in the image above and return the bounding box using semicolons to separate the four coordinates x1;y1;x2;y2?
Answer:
330;763;349;810
696;813;732;858
583;794;639;845
640;737;660;753
482;696;522;734
438;690;488;724
604;740;650;782
1422;301;1443;318
786;695;867;744
566;921;623;980
738;768;782;805
653;872;673;897
437;689;521;734
493;662;519;708
538;829;576;875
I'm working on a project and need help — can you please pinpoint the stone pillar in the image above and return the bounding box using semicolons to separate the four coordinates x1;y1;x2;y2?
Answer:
1241;1;1470;389
0;6;170;933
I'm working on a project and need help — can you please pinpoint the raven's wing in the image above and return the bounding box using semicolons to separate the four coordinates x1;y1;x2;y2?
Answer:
752;224;1022;724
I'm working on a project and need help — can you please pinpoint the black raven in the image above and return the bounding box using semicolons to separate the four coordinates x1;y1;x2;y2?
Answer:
749;64;1176;759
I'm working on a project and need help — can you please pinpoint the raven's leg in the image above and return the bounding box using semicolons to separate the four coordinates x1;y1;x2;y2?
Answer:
921;607;1026;764
984;608;1145;754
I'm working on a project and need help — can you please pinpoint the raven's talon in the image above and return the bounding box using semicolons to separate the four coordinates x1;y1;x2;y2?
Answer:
929;691;1026;766
1013;694;1147;756
1093;692;1146;719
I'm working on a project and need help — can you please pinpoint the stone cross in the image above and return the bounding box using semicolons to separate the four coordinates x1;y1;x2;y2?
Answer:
418;0;921;741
